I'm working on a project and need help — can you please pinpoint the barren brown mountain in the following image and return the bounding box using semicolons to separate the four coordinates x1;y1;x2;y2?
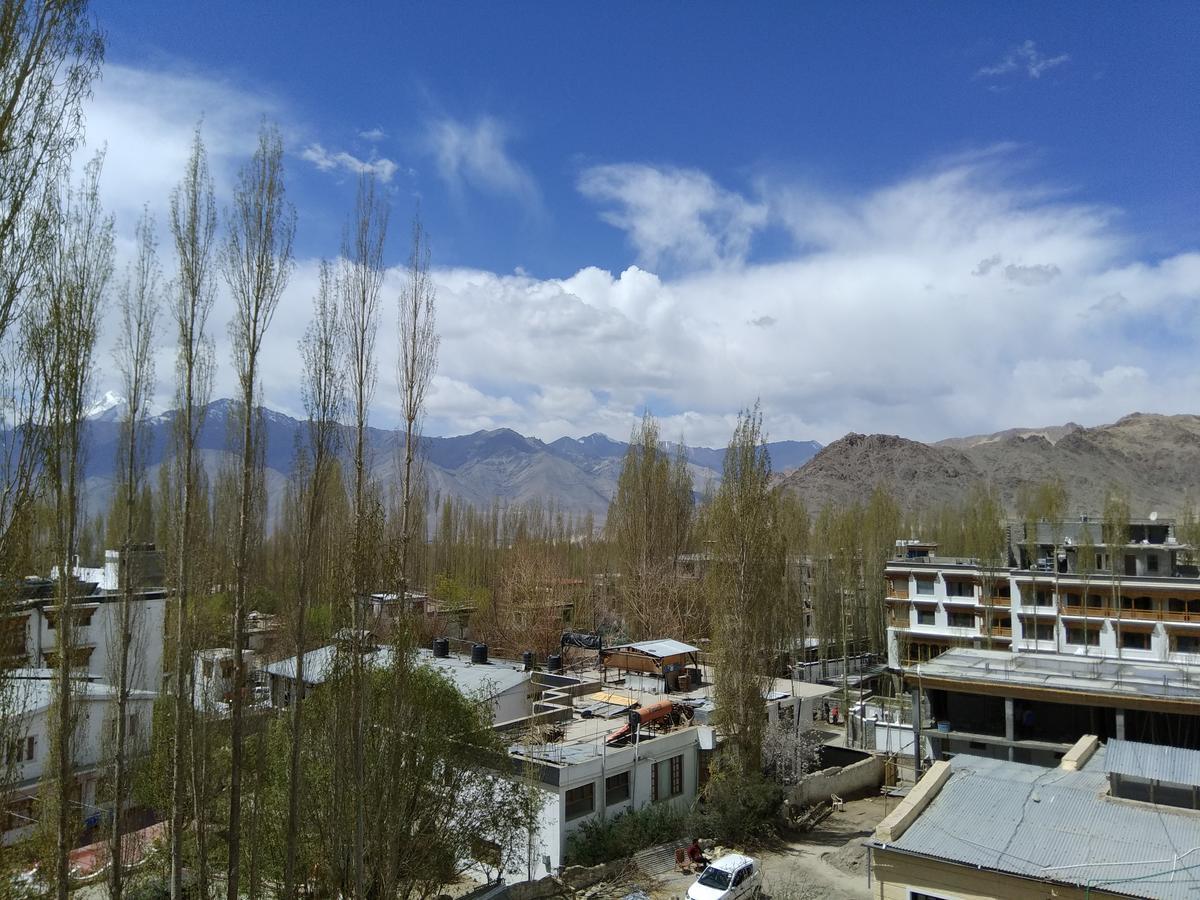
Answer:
781;413;1200;518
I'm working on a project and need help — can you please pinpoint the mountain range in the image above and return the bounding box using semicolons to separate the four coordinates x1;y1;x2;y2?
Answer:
780;413;1200;519
79;394;822;524
80;396;1200;526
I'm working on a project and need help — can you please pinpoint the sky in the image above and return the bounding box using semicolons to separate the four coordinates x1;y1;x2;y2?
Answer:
82;2;1200;447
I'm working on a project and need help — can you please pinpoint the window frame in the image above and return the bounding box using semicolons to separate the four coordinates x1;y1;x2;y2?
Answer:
564;782;595;820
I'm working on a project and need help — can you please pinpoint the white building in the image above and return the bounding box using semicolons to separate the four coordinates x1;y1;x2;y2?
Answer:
885;519;1200;669
504;654;834;879
263;640;535;724
1;671;156;845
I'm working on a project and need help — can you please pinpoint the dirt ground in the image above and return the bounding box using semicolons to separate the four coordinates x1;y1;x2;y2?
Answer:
582;796;889;900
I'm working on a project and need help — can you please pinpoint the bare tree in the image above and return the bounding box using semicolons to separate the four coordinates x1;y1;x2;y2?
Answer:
283;261;343;897
167;125;217;900
30;151;112;900
339;172;387;900
108;207;159;898
222;121;295;900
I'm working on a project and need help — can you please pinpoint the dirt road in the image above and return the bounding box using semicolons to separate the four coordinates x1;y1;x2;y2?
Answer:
646;796;889;900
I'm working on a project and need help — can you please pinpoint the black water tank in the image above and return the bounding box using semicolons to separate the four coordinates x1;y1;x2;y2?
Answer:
547;653;562;672
522;650;534;671
471;643;488;664
432;638;449;658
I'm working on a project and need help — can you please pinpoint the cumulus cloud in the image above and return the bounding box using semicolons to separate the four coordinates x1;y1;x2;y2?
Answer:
300;143;398;182
978;40;1070;80
426;115;538;206
79;63;1200;448
578;163;767;271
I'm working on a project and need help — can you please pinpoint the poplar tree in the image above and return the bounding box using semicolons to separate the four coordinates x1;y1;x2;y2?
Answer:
396;214;438;603
0;0;104;341
222;122;295;900
108;208;159;898
167;127;217;900
32;151;112;900
706;404;790;774
283;261;343;897
605;414;693;639
339;172;387;900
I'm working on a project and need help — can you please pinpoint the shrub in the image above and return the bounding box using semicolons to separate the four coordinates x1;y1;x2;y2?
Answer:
694;762;783;846
564;802;690;867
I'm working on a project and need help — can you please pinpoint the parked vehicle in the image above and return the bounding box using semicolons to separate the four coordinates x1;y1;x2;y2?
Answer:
686;854;761;900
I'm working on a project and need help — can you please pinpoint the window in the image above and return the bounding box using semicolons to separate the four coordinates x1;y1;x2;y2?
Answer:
1148;554;1159;573
732;867;749;887
1173;635;1200;654
1087;594;1104;609
4;796;34;832
1034;590;1053;607
565;783;594;820
1066;626;1099;646
605;771;630;806
916;609;935;626
948;612;974;629
1030;622;1055;641
5;736;34;765
914;578;934;596
945;580;973;598
1121;630;1151;651
1063;592;1081;608
652;755;684;801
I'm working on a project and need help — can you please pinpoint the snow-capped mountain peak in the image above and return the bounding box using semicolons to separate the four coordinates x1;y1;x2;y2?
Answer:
85;391;128;421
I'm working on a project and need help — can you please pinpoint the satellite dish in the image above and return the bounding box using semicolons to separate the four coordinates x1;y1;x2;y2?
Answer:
1150;511;1159;522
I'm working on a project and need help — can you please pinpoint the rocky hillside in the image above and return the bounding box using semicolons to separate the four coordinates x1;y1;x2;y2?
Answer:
780;413;1200;518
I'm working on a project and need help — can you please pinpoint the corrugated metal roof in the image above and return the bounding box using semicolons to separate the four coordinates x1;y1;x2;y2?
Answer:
607;639;700;658
886;749;1200;899
1106;739;1200;787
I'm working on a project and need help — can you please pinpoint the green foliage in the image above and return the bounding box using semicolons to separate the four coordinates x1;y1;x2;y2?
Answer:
605;413;695;640
695;757;783;846
706;404;790;773
563;802;690;867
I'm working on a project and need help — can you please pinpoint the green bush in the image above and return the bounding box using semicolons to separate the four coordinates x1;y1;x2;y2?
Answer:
693;763;783;846
564;802;690;867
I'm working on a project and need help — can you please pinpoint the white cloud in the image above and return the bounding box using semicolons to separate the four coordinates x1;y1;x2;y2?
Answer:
426;115;538;206
300;143;398;182
978;40;1070;80
578;164;767;271
78;63;1200;449
358;127;386;142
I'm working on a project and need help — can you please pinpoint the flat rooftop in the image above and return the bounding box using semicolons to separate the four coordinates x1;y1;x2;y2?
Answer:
509;663;834;766
881;747;1200;899
911;648;1200;703
264;644;529;698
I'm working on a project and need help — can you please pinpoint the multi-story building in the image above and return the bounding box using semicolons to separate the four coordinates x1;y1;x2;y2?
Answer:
886;519;1200;669
881;520;1200;763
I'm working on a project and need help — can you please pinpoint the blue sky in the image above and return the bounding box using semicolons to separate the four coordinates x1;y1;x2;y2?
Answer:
86;3;1200;445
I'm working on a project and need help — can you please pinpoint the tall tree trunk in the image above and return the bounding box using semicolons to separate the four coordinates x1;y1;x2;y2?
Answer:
109;210;159;899
340;173;386;900
222;122;294;900
168;127;217;900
